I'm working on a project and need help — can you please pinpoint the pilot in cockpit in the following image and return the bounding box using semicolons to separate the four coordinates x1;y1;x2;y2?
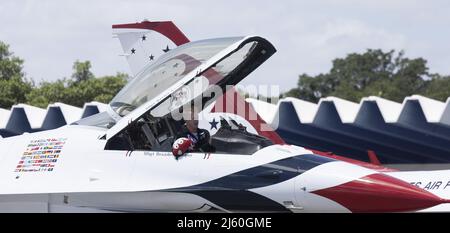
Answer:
175;105;216;153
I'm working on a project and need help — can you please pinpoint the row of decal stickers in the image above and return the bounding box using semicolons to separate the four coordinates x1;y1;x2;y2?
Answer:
15;138;67;173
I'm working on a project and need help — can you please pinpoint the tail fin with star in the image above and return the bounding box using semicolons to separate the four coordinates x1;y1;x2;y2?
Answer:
112;20;189;76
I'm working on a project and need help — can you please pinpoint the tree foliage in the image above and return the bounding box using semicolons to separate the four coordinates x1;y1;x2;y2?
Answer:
285;49;449;103
420;74;450;101
71;60;94;83
0;39;128;109
0;41;33;108
26;72;128;108
2;40;450;110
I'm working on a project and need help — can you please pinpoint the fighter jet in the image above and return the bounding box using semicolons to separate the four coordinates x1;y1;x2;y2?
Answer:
0;22;448;213
111;20;450;213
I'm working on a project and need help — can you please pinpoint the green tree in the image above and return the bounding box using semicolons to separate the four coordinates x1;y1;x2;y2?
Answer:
285;49;431;103
72;60;94;83
1;42;129;109
420;74;450;101
62;72;128;107
0;41;24;81
0;41;33;108
26;59;128;108
0;76;33;108
25;79;68;108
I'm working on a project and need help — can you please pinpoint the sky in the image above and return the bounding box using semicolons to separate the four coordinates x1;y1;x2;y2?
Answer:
1;0;450;92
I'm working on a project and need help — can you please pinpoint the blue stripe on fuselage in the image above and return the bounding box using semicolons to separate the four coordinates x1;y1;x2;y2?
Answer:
178;154;336;191
164;154;336;212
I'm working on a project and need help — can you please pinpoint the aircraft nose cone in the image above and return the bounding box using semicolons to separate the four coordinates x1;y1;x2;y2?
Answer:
312;173;448;213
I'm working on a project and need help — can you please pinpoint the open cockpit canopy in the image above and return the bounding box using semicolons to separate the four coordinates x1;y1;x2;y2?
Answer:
110;36;275;118
76;36;276;142
110;37;245;117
